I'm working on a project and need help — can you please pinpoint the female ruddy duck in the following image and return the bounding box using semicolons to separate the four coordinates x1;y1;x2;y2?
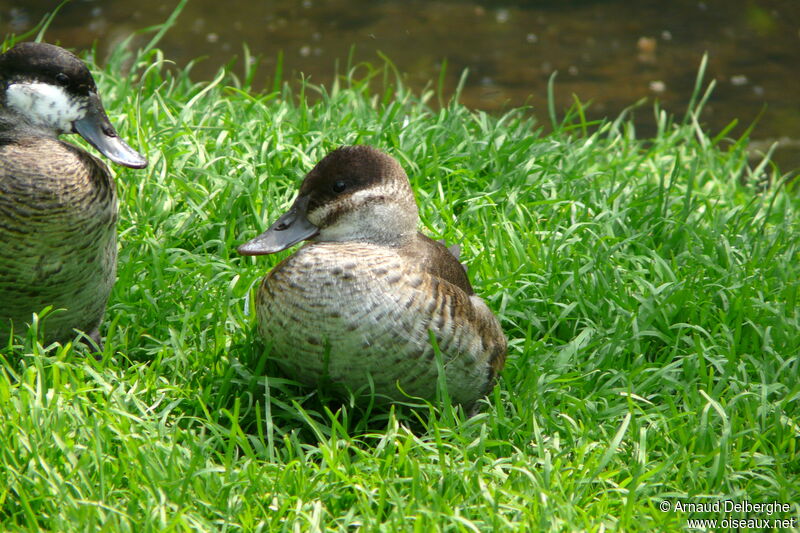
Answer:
238;146;506;408
0;42;147;346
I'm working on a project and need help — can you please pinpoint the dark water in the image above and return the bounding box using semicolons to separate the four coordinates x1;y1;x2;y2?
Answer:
3;0;799;171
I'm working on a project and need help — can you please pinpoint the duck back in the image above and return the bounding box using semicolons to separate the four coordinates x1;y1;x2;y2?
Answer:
402;232;474;295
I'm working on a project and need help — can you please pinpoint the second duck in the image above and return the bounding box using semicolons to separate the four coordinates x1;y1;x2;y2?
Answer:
238;145;506;408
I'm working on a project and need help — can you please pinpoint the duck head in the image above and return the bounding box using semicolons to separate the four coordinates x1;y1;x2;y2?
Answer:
0;42;147;169
238;145;419;255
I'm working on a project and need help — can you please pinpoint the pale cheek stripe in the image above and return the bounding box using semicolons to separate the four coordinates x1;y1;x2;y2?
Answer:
308;187;396;224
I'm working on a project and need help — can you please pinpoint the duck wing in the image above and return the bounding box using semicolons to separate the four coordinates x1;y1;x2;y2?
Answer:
400;232;474;296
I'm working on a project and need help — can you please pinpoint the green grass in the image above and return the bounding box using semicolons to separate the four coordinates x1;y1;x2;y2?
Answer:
1;34;799;531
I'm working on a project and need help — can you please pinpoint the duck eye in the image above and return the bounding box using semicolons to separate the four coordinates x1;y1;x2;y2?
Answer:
332;180;347;193
55;73;70;86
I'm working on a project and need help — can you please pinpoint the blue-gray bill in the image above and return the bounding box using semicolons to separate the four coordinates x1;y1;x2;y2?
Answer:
237;194;319;255
73;92;147;169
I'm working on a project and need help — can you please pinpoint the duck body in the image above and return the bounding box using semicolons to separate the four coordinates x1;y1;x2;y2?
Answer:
0;43;146;345
0;134;117;343
239;146;506;407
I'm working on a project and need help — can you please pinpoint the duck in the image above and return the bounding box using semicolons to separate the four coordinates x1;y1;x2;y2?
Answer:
0;42;147;347
237;145;506;408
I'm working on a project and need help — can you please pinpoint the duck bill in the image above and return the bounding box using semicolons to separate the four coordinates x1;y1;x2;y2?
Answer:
73;92;148;169
237;195;319;256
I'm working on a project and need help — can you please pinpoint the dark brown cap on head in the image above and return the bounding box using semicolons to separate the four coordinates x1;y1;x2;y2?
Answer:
0;42;96;95
299;145;410;210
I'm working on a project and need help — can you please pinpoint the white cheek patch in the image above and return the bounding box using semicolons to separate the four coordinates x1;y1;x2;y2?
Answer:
6;82;87;133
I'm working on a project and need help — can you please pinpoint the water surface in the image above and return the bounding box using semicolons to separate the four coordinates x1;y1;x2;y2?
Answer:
4;0;799;170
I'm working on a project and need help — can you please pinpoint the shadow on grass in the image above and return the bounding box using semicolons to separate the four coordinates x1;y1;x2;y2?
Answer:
194;334;476;454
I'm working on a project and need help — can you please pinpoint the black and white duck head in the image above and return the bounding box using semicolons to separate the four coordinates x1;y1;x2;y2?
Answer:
0;42;147;168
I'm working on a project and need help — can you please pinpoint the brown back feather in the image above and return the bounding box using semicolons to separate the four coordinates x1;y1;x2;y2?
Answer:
399;232;474;296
